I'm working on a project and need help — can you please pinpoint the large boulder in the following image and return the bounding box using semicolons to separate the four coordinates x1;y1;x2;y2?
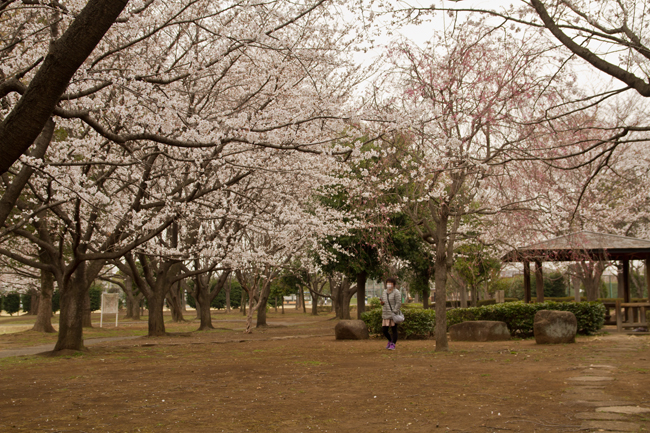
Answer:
335;320;370;340
449;321;511;342
534;310;577;344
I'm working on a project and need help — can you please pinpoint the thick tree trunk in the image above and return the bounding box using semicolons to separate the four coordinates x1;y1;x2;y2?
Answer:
124;294;133;319
166;282;185;323
82;289;92;328
301;287;306;313
130;295;142;320
27;289;39;315
147;292;167;337
196;283;214;331
281;296;284;314
32;269;55;333
311;291;319;316
54;265;90;351
356;271;367;319
256;283;272;328
225;285;231;313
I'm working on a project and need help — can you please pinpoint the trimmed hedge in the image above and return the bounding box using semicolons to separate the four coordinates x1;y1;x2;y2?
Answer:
361;305;435;339
361;301;606;339
447;301;605;337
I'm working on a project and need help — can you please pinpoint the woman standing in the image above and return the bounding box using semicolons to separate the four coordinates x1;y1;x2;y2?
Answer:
380;277;401;350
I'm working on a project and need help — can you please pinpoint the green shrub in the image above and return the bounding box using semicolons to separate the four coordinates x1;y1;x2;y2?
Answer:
3;293;21;315
477;299;496;307
361;307;436;339
89;286;102;311
368;297;381;310
20;292;32;313
447;301;605;337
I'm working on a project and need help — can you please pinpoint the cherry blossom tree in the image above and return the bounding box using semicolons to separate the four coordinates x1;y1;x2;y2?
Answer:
363;18;567;351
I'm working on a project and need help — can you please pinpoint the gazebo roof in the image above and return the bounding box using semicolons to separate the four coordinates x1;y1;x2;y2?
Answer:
503;231;650;262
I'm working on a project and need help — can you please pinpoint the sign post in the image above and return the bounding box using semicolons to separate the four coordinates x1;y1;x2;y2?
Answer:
100;293;119;328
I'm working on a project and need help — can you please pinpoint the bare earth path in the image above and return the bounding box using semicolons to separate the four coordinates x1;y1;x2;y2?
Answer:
0;311;648;432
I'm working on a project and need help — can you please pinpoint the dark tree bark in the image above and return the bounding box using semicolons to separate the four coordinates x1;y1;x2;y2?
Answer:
194;270;230;331
576;260;606;301
534;260;544;303
255;280;273;328
0;118;54;227
166;281;185;323
356;270;367;319
32;269;55;333
311;291;319;315
147;289;167;337
0;0;129;175
330;275;356;320
54;260;105;352
82;289;92;328
241;290;246;314
27;288;39;315
225;283;231;313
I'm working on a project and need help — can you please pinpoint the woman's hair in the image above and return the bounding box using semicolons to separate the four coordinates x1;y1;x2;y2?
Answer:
386;277;397;285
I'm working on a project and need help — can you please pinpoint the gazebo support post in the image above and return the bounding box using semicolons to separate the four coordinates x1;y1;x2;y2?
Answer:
646;259;650;303
623;259;630;303
523;261;531;303
535;260;544;303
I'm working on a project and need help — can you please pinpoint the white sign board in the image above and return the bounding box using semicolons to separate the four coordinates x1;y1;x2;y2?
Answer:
100;293;120;327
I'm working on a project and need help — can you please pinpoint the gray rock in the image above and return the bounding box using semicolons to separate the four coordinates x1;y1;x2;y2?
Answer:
449;321;510;342
534;310;577;344
334;320;369;340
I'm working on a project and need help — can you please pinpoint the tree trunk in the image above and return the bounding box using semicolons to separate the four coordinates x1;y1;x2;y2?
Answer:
54;263;94;352
147;291;167;337
458;275;467;308
434;258;449;352
28;289;39;315
311;291;319;316
124;293;133;319
275;297;278;313
470;285;478;307
166;282;185;323
82;289;92;328
281;296;284;314
617;262;625;299
196;276;214;331
256;282;273;328
356;271;367;319
300;287;306;313
534;260;544;303
32;269;55;333
225;284;231;313
241;290;246;315
130;296;142;320
433;208;451;352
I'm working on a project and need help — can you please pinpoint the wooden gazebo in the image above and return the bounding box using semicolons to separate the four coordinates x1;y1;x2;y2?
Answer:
503;231;650;303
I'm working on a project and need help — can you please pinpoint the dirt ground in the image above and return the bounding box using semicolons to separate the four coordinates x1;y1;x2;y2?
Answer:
0;309;649;433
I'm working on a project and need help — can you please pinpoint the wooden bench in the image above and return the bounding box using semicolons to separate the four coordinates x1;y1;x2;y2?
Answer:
615;301;650;334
